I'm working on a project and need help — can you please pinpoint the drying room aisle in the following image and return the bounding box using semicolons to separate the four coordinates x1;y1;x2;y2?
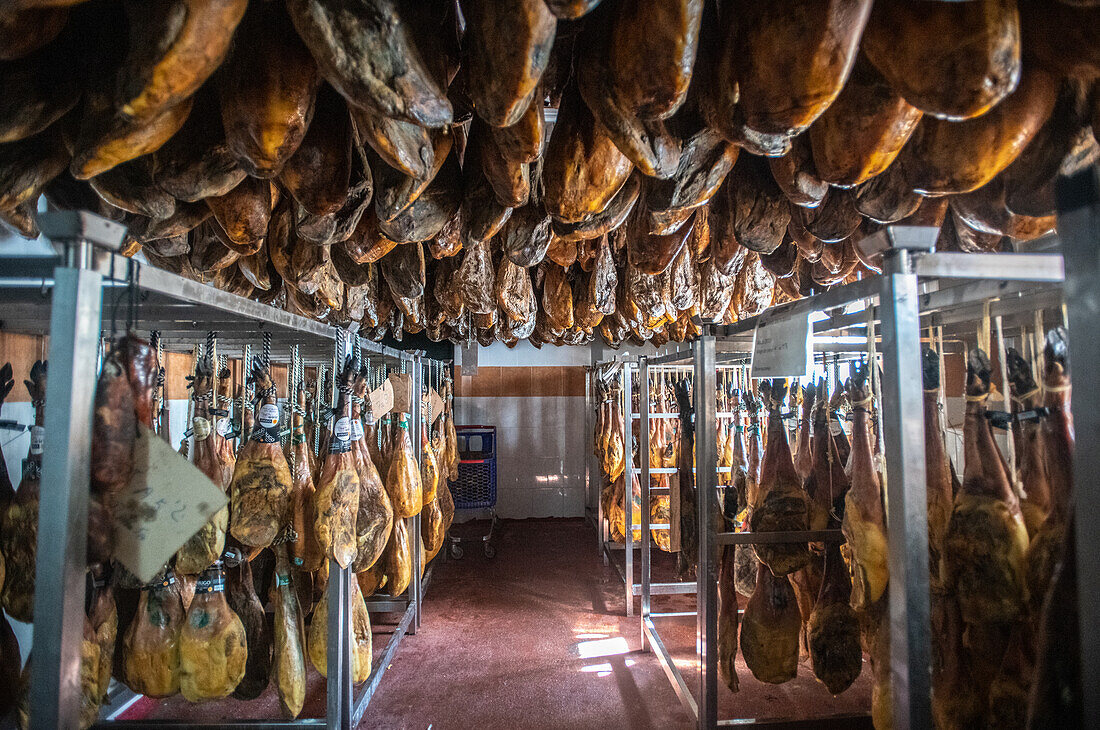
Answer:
356;518;871;730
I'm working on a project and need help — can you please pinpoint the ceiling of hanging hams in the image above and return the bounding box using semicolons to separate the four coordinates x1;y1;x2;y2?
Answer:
0;0;1096;349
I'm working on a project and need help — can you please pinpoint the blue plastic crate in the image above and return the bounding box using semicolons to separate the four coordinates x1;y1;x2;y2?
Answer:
451;426;497;509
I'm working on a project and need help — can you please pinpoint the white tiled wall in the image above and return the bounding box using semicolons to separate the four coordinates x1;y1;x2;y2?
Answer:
455;395;588;519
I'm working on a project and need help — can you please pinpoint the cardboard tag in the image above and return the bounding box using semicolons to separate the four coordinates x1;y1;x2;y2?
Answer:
113;423;229;584
427;388;444;425
370;380;394;421
750;312;812;380
388;372;413;414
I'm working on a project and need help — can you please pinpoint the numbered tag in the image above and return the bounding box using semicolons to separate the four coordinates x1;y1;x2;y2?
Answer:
29;426;44;455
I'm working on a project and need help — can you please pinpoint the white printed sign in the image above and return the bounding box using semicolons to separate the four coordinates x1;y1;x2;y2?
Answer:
750;312;812;380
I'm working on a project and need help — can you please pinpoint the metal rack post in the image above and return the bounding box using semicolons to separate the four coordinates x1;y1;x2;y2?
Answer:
1056;166;1099;719
411;354;423;633
693;336;718;730
639;356;651;647
29;242;103;729
622;362;634;617
879;250;932;730
327;332;353;730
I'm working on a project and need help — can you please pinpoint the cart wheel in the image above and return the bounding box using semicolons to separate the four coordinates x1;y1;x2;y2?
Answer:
483;543;496;559
450;543;464;560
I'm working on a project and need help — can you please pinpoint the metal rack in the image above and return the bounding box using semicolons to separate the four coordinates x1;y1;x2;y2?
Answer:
0;212;437;730
639;232;1069;728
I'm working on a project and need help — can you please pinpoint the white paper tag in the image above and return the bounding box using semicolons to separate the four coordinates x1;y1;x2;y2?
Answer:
29;426;44;455
334;417;352;442
258;403;279;429
352;419;364;442
113;424;229;584
216;417;231;437
830;421;843;436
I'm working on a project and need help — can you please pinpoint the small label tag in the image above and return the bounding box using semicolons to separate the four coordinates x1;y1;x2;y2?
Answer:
334;417;352;442
258;403;279;429
196;568;226;593
829;420;843;436
275;573;291;587
216;417;231;437
352;419;364;442
29;426;44;455
363;409;376;426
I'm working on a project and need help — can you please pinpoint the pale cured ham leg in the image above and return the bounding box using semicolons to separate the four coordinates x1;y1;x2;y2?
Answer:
943;349;1029;626
843;366;891;729
749;379;811;576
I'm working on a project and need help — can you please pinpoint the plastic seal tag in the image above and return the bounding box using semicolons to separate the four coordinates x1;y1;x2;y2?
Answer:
334;417;352;442
829;421;843;436
29;426;44;455
216;417;232;437
258;403;280;429
352;419;364;442
292;556;304;566
363;409;376;426
196;569;226;593
275;573;291;587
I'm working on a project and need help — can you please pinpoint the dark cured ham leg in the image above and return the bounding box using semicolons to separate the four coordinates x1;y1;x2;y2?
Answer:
1025;328;1074;620
675;380;697;579
943;349;1028;627
749;379;811;576
716;544;739;692
807;539;861;695
1006;347;1050;539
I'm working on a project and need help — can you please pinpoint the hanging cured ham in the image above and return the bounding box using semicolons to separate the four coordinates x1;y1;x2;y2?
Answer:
271;545;307;719
673;380;697;578
740;562;800;684
178;563;247;701
922;350;953;591
225;551;271;701
386;407;423;519
176;361;228;574
749;380;811;576
808;538;861;694
89;345;136;565
1;359;46;623
313;363;361;568
1025;328;1074;620
943;349;1029;627
841;368;889;611
121;572;185;698
350;369;394;572
230;360;293;549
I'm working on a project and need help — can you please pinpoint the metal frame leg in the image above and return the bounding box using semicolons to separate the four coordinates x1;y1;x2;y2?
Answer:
30;263;102;729
639;357;651;649
1056;166;1100;721
326;559;352;730
879;250;932;730
411;355;423;634
623;363;634;617
693;337;718;730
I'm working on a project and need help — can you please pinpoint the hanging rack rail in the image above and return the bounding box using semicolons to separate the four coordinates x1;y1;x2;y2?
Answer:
639;238;1071;729
0;213;436;730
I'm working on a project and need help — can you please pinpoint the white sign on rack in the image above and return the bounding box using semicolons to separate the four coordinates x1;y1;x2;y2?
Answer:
750;311;812;379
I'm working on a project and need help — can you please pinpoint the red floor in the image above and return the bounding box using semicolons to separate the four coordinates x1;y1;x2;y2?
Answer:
124;517;872;728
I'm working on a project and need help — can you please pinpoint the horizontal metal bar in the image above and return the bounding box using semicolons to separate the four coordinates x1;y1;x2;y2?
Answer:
716;715;873;728
97;722;325;728
710;276;880;338
643;618;698;722
715;529;845;546
651;611;698;618
914;251;1064;282
362;598;409;613
643;583;697;596
351;597;417;726
645;348;694;367
649;468;678;475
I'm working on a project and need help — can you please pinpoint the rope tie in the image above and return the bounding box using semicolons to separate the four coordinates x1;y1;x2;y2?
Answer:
1044;383;1071;394
965;392;991;403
